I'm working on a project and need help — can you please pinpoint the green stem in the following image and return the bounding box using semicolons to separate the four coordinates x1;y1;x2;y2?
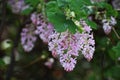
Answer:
112;27;120;40
101;52;105;80
40;0;47;21
6;16;25;80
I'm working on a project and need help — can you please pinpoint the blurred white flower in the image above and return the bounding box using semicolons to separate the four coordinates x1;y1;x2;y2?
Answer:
44;58;54;69
3;56;11;65
102;16;117;35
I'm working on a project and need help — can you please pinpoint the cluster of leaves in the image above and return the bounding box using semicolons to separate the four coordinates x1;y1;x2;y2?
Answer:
46;0;118;33
21;0;40;15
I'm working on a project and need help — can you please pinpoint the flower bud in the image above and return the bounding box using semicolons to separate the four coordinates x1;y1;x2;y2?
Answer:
1;39;13;50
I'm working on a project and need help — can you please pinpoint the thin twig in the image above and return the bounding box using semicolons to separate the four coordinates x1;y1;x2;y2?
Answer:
6;49;15;80
101;52;105;80
0;0;6;40
112;27;120;40
5;16;25;80
22;56;42;68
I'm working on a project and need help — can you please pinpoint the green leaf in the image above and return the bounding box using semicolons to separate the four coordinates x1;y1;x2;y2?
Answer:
46;1;59;13
57;0;71;7
70;0;92;8
46;1;77;33
105;4;118;17
109;49;117;60
85;19;98;29
112;42;120;59
48;12;77;33
0;58;5;68
86;72;98;80
21;7;33;15
0;58;4;65
69;0;92;19
95;2;118;17
105;66;120;79
25;0;39;7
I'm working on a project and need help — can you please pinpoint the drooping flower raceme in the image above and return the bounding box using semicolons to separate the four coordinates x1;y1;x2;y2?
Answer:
30;13;43;25
31;13;54;43
48;31;60;58
102;16;117;35
35;23;54;43
21;24;37;52
48;30;79;71
75;20;95;61
48;20;95;71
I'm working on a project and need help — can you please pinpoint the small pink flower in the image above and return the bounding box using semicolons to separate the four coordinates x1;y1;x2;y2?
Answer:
103;22;112;35
21;24;37;52
102;16;117;35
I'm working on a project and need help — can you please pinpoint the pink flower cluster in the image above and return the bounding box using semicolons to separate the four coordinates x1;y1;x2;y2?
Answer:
48;30;79;71
75;20;95;61
21;13;54;52
8;0;29;14
102;16;116;35
31;13;54;43
48;20;95;71
21;24;37;52
20;12;95;71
